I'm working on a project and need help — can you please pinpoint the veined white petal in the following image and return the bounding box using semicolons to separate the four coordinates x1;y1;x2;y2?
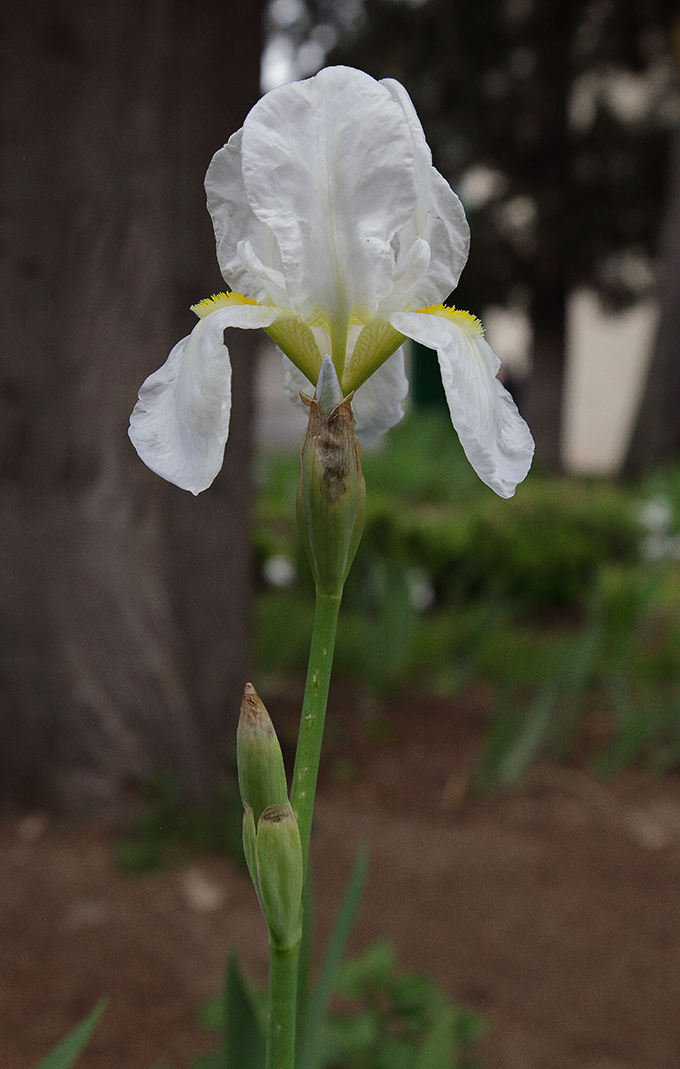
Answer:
351;348;409;444
237;240;289;306
380;78;469;309
389;310;534;497
281;347;408;445
205;130;286;303
391;237;431;290
240;67;418;326
129;303;280;494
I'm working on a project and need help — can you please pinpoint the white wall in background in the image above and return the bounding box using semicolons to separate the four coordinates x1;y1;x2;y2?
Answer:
562;290;658;475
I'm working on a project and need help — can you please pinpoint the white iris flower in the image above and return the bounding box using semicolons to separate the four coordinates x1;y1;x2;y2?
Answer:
129;66;534;498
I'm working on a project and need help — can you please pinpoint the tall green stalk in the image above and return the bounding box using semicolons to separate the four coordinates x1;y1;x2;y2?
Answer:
266;942;300;1069
291;590;342;874
261;358;363;1069
264;589;341;1069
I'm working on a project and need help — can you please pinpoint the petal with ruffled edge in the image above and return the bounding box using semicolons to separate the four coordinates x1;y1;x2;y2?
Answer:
388;308;534;498
205;130;287;304
240;67;418;330
281;348;408;446
129;301;280;494
380;78;470;310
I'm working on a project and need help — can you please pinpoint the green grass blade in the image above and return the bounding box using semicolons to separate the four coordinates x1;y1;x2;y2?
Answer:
296;843;369;1069
36;999;106;1069
224;952;265;1069
495;688;558;787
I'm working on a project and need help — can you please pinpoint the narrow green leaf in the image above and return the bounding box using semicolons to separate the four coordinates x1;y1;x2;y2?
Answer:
297;843;369;1069
495;687;558;787
36;999;106;1069
224;952;265;1069
476;619;600;791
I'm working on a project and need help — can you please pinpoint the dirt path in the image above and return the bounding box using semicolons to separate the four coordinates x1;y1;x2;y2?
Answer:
1;690;680;1068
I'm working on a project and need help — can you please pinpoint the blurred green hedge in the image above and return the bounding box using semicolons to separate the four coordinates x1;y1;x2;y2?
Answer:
356;481;641;609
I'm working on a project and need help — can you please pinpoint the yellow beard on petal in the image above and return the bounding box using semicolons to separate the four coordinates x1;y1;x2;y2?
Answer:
416;304;485;338
191;291;322;386
191;291;261;318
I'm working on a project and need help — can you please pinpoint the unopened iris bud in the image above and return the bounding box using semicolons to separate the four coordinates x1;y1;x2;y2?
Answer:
242;803;258;894
297;356;366;596
255;801;304;948
237;683;288;825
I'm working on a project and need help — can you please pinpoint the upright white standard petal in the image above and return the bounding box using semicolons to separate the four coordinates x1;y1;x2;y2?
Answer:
389;309;534;497
380;78;470;310
129;302;280;494
239;66;419;330
205;130;286;303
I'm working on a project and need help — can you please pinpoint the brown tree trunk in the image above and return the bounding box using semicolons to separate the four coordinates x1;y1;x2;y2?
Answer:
520;279;567;472
625;122;680;474
514;6;571;471
0;0;264;811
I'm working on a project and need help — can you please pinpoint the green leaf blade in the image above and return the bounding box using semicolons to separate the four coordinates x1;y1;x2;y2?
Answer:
36;999;106;1069
297;843;369;1069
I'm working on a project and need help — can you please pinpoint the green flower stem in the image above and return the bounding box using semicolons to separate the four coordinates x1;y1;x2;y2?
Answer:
266;940;300;1069
291;590;342;875
266;590;341;1068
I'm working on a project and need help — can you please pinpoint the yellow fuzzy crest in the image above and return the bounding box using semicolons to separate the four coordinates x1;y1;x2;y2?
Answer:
191;291;260;318
416;304;484;336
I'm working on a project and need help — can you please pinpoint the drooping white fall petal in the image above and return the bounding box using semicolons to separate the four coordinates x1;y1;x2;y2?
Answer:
388;309;534;498
129;302;279;494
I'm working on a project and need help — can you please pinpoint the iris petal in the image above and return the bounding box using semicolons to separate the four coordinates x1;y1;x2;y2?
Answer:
134;67;532;497
240;66;419;327
129;303;280;494
206;130;285;303
380;78;470;310
351;348;409;444
389;309;534;497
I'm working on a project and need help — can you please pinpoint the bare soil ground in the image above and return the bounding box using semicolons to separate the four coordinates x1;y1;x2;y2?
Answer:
1;686;680;1069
